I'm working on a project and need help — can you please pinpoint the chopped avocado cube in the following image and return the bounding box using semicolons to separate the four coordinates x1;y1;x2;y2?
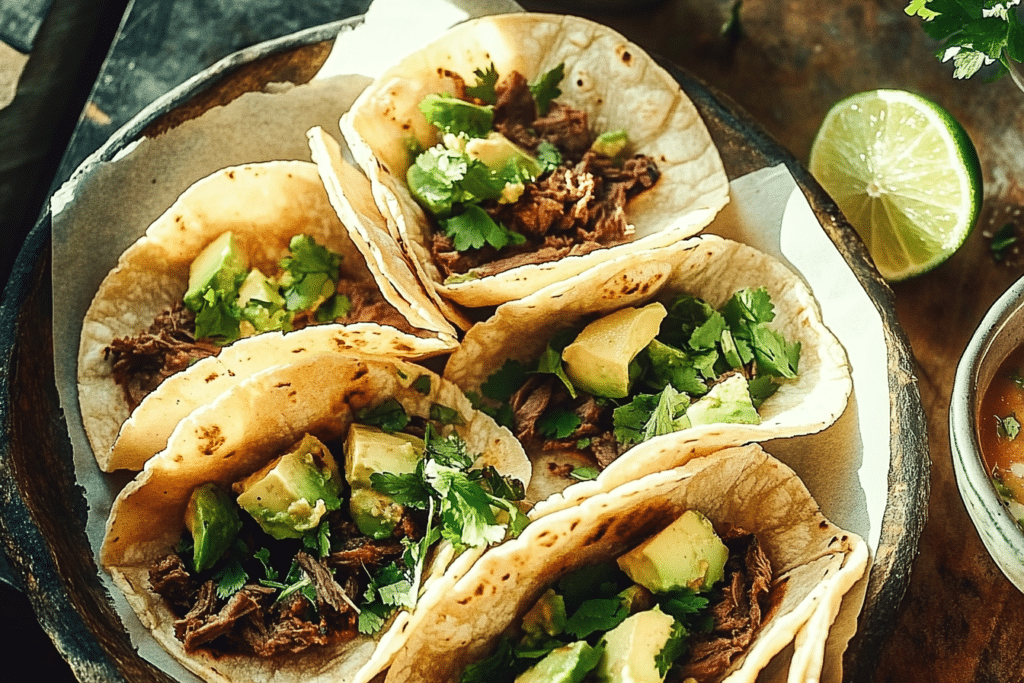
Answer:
596;607;676;683
521;589;568;646
184;231;249;307
516;641;603;683
685;374;760;427
562;303;668;399
466;132;543;178
349;488;405;540
590;130;629;159
184;482;242;573
235;434;342;540
617;511;728;593
344;423;423;490
236;268;285;309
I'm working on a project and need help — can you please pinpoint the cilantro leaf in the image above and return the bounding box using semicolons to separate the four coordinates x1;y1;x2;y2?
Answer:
356;398;410;433
213;558;247;600
643;340;708;395
748;374;781;408
408;146;471;217
314;294;351;323
530;63;565;116
371;470;431;509
991;222;1019;261
430;403;466;425
655;620;690;677
564;597;629;639
419;93;494;137
412;375;432;394
749;325;801;378
537;408;582;439
441;205;526;252
481;359;529;402
465;63;500;104
253;547;278;581
191;288;242;343
461;637;519;683
536;141;563;173
613;393;661;447
533;328;580;398
721;287;775;327
278;235;342;314
569;466;599;481
905;0;1024;79
642;385;692;441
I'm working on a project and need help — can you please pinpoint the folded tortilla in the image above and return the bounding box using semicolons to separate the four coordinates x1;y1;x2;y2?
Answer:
384;443;868;683
78;160;458;472
339;12;730;318
101;353;531;683
444;234;853;507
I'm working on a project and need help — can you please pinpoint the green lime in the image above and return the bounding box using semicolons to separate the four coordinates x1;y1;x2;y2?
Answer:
809;89;982;282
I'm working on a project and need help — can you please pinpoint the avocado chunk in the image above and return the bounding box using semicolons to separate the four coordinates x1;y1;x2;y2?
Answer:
521;589;568;646
184;231;249;307
516;641;603;683
590;130;629;159
349;487;406;540
236;268;290;336
344;423;423;490
234;434;342;540
562;303;668;399
617;510;728;593
596;607;676;683
466;132;543;178
184;483;242;573
685;374;760;427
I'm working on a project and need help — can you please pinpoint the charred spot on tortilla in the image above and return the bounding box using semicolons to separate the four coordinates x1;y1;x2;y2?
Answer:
204;373;218;383
197;426;224;455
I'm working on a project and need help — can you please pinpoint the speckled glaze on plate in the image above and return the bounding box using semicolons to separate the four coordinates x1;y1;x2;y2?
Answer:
0;17;927;683
951;274;1024;592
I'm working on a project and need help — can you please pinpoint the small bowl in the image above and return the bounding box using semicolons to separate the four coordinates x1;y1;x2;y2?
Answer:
952;274;1024;590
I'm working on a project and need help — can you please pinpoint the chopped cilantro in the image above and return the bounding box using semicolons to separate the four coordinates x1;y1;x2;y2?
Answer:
441;205;525;252
613;393;661;447
529;63;565;116
278;234;342;313
430;402;466;425
356;398;410;433
481;359;529;402
465;63;499;104
412;375;432;394
419;93;494;138
191;288;242;343
313;294;351;323
991;223;1019;261
536;141;563;173
655;620;690;677
564;597;629;639
213;557;247;600
570;466;599;481
537;408;582;439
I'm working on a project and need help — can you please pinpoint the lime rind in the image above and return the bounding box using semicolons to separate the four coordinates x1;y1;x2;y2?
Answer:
809;89;982;281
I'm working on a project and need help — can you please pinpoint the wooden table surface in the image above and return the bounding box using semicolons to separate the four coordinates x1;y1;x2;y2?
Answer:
7;0;1024;681
559;1;1024;681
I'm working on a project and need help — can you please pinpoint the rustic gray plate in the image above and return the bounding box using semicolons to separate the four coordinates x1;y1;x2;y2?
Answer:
0;17;926;683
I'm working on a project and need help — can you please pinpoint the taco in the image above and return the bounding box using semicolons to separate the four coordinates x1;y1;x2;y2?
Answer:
384;443;868;683
78;160;458;472
101;353;532;683
444;234;852;505
339;13;729;318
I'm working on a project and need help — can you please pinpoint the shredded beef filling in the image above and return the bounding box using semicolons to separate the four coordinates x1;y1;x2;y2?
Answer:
150;513;421;657
509;376;623;472
105;273;416;412
430;71;660;279
669;533;775;683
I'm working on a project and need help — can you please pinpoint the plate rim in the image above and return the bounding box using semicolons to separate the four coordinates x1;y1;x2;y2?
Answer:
0;16;928;683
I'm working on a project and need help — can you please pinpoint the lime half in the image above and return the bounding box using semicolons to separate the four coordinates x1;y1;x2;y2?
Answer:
809;89;982;282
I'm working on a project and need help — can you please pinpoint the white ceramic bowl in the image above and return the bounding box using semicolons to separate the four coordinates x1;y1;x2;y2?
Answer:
951;274;1024;590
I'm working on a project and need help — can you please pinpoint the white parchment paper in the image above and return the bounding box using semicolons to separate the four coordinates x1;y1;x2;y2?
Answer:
49;1;886;681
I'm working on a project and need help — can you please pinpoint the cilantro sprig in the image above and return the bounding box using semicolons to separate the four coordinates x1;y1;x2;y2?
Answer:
905;0;1024;79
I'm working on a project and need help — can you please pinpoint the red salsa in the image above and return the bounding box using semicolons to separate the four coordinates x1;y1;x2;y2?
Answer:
979;343;1024;522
